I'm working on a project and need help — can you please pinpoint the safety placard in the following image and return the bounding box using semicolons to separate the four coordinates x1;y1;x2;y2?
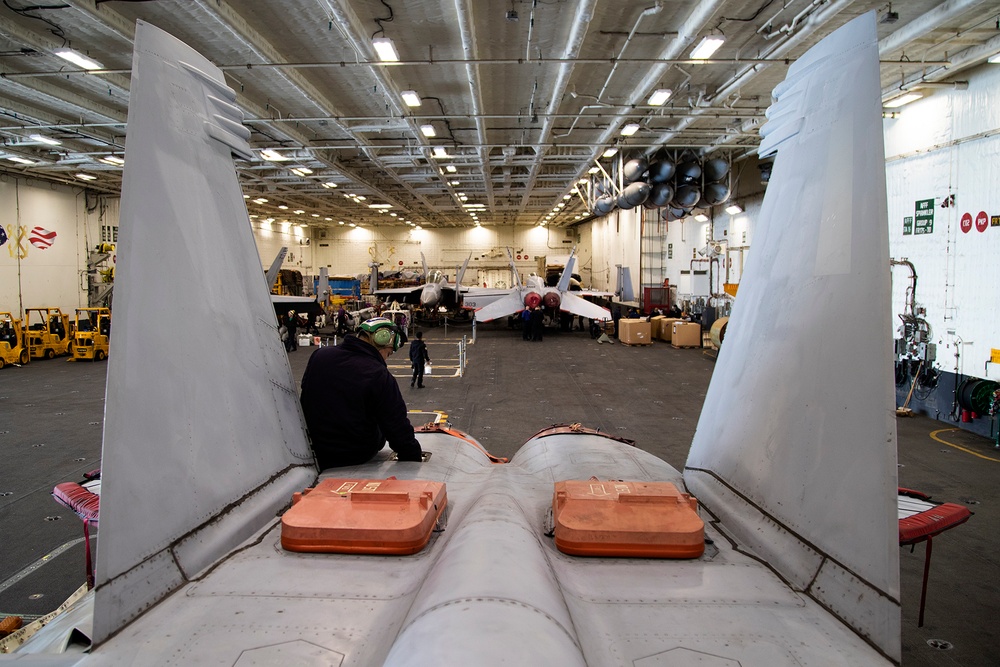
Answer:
992;348;1000;364
975;211;988;233
914;199;934;234
903;216;913;235
960;212;973;234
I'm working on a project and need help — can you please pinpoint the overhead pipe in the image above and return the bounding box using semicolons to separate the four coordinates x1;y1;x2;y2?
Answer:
877;0;987;57
648;0;855;153
517;0;601;215
454;0;497;209
881;31;1000;97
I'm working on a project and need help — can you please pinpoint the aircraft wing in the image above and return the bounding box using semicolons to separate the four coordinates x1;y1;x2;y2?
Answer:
473;291;525;322
458;287;511;311
559;292;611;320
374;285;423;303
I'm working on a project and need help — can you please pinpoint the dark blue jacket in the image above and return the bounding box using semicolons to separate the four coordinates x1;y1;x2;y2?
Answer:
300;336;422;468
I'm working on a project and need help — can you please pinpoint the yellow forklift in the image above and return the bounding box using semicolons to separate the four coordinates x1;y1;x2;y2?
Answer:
0;312;29;369
72;308;111;361
25;307;74;360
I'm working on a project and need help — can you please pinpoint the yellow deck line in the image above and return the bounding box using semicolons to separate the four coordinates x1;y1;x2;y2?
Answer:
929;428;1000;463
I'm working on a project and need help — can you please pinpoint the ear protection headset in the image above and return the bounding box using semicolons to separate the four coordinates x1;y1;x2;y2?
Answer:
360;317;406;351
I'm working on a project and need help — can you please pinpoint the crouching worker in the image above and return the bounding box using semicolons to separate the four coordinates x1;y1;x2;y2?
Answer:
300;317;423;469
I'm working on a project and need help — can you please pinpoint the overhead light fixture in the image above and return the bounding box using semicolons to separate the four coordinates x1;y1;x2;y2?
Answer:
620;123;640;136
563;194;571;200
53;48;103;70
311;213;320;218
75;173;97;181
259;149;290;162
294;209;305;214
690;34;725;60
278;205;289;210
694;213;709;222
338;221;345;225
602;148;618;158
30;134;61;146
445;164;457;173
401;90;421;107
290;167;313;176
355;195;366;201
647;88;673;106
253;198;268;204
368;203;393;209
725;203;743;215
420;124;436;137
449;180;460;186
100;155;124;165
988;53;1000;64
588;166;600;174
322;182;337;189
433;147;449;159
372;37;399;62
324;217;332;221
349;222;357;227
8;156;36;165
883;92;923;108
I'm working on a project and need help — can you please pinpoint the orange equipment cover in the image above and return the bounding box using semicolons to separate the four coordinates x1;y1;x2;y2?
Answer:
281;478;447;555
552;480;704;558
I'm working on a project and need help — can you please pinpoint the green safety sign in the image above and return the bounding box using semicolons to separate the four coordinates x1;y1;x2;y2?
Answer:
914;199;934;235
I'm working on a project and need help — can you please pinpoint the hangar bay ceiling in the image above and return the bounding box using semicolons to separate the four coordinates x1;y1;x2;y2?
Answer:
0;0;996;228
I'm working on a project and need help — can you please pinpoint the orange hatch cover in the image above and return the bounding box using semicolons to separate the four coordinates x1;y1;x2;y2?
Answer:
552;480;704;558
281;478;447;555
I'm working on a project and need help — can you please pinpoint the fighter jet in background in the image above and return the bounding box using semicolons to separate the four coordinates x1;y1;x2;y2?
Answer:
473;247;612;323
375;252;471;311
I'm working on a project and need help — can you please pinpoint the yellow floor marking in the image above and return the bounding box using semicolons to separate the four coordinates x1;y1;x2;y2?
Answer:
929;428;1000;462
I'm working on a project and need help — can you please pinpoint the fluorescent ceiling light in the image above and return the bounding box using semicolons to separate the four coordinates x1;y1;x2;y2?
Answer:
290;167;313;176
372;37;399;62
253;198;268;204
884;92;923;108
588;166;600;174
368;203;393;209
694;213;709;222
420;124;436;137
259;149;290;162
75;173;97;181
100;155;124;165
462;203;486;208
433;147;449;159
294;209;305;214
311;213;320;218
8;156;36;164
278;205;289;210
449;180;460;186
690;35;725;60
647;88;673;106
349;222;357;227
725;204;743;215
401;90;421;107
620;123;640;136
338;221;345;225
563;194;571;200
355;195;366;201
322;182;337;188
30;134;61;146
446;164;457;173
54;48;103;70
988;53;1000;64
602;148;618;158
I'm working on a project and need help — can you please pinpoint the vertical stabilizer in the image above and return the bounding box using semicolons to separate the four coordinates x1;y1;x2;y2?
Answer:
420;252;429;281
683;13;899;660
94;21;315;643
506;247;522;289
264;247;288;292
555;247;576;292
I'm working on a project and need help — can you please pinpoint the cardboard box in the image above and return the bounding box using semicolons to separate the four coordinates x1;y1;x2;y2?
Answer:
619;318;652;345
671;321;701;347
655;317;681;342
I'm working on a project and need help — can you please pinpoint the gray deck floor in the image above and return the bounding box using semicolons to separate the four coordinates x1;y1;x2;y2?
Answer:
1;323;997;665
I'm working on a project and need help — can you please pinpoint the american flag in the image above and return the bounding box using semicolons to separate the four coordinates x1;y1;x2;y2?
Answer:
0;225;7;247
28;227;56;250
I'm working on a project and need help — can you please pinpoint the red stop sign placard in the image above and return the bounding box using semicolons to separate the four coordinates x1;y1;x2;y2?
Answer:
960;212;973;234
975;211;988;233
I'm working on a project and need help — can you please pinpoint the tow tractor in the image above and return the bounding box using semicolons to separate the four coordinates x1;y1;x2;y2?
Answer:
0;312;29;368
72;307;111;361
25;307;74;360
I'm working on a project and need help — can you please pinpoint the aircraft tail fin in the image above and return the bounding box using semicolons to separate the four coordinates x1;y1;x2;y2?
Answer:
615;265;634;302
456;253;471;296
506;247;522;289
683;13;899;661
555;247;576;292
264;247;288;292
94;21;315;645
421;252;429;283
